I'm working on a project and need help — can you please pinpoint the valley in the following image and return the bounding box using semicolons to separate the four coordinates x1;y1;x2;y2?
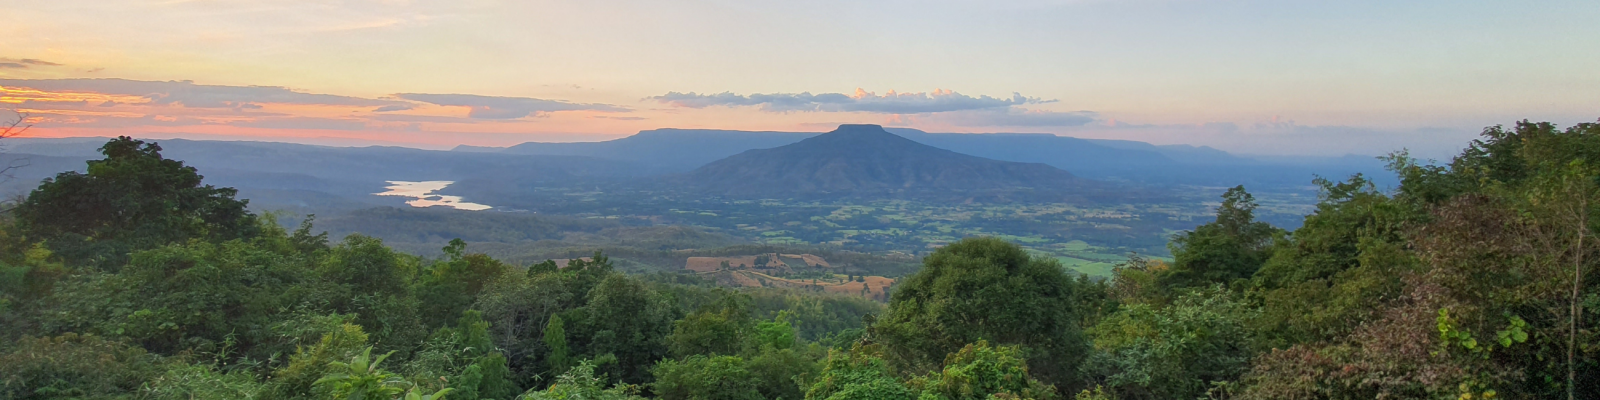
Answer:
0;125;1340;285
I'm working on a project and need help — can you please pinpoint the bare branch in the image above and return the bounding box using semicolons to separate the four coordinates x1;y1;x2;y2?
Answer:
0;107;34;182
0;106;31;140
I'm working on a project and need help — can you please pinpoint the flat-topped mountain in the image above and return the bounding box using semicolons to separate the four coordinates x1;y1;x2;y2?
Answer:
684;124;1089;197
472;128;817;172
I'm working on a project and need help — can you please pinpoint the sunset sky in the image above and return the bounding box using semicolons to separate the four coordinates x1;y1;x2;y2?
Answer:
4;0;1598;158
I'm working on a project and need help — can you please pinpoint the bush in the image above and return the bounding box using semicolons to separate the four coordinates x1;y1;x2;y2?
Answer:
0;333;168;399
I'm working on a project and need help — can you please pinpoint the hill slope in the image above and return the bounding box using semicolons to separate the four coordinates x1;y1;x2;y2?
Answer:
487;128;817;172
684;124;1088;197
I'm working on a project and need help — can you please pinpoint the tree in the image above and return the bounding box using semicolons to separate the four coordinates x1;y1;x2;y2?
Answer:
669;294;752;357
1249;175;1422;347
1082;287;1257;400
314;347;430;400
579;274;677;384
872;237;1093;391
545;315;572;378
38;238;315;357
1160;186;1284;290
805;347;917;400
0;333;167;399
908;341;1057;400
419;239;510;328
516;361;643;400
650;355;763;400
13;136;258;268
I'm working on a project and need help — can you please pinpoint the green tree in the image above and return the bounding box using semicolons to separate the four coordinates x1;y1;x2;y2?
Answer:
746;345;824;400
1160;186;1284;290
804;346;916;400
313;347;412;400
908;341;1057;400
13;136;258;268
577;274;678;384
0;333;168;399
38;238;315;357
753;311;798;351
419;239;510;328
1249;175;1422;347
545;315;573;378
669;294;752;357
274;322;374;399
318;234;427;352
650;355;763;400
873;237;1092;390
1082;287;1257;400
516;361;643;400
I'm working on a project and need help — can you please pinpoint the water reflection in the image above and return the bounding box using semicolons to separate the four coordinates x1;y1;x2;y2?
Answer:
374;181;492;211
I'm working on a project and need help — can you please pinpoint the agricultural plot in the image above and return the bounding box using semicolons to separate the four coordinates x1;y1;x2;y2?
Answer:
476;186;1318;278
697;268;895;300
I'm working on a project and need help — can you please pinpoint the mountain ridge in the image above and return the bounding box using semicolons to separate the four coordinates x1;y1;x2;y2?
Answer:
683;124;1091;199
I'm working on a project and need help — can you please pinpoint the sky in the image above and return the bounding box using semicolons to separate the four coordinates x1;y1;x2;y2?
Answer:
2;0;1598;158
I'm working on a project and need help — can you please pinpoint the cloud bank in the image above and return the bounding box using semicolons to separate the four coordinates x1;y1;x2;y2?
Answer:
395;93;628;119
0;78;402;108
0;58;62;69
935;108;1098;127
648;88;1054;114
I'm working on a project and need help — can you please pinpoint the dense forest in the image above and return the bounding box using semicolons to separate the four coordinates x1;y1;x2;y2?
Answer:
2;119;1598;399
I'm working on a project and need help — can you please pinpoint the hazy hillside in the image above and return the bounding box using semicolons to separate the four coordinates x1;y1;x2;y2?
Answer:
684;124;1090;198
460;127;1387;188
485;128;817;172
1;137;646;211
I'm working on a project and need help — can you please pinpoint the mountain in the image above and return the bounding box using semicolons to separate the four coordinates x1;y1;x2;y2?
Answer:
461;127;1358;188
483;128;817;172
1084;138;1247;165
882;128;1186;173
683;124;1091;198
1;137;646;211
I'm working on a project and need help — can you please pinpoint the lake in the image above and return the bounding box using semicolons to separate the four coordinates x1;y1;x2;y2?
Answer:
374;181;492;211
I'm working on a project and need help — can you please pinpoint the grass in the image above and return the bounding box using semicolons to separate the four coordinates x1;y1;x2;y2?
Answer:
1055;257;1119;278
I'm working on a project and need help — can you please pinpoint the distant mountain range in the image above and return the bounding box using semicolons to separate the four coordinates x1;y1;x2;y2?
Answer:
0;138;639;212
457;126;1387;187
458;128;816;173
683;124;1089;198
2;125;1392;212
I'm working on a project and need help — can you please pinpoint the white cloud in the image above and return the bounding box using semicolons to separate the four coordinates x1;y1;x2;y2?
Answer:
395;93;629;119
648;88;1053;114
0;78;404;108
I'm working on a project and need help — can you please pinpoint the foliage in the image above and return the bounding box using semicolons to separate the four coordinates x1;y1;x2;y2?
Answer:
516;361;645;400
0;333;167;400
650;355;763;400
805;347;917;400
140;363;272;400
38;237;320;358
545;315;574;380
1160;186;1285;290
273;321;373;399
579;273;680;384
419;239;511;328
873;237;1094;391
13;136;258;268
5;124;1599;399
312;346;410;400
1082;286;1257;400
1249;174;1422;348
405;310;518;400
907;341;1058;400
670;294;753;357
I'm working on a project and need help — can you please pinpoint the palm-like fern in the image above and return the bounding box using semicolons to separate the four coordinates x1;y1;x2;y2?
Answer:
314;346;437;400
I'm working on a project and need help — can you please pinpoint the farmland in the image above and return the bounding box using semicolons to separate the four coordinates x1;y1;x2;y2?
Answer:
443;183;1320;278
